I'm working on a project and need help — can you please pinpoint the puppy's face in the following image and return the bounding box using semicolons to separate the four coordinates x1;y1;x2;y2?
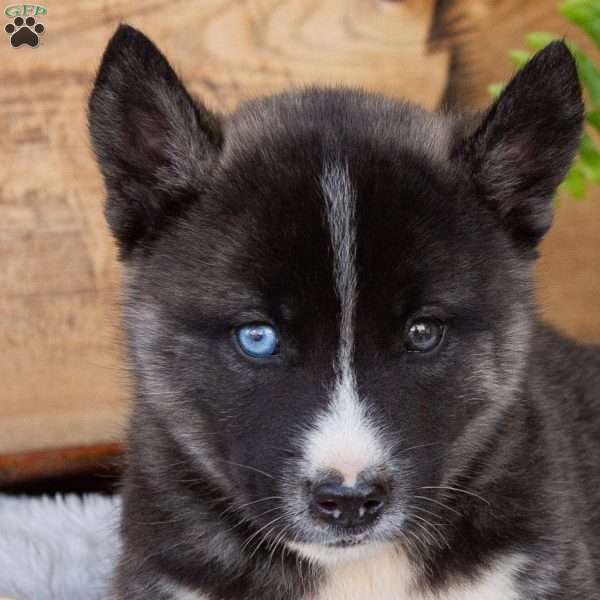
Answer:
90;27;582;563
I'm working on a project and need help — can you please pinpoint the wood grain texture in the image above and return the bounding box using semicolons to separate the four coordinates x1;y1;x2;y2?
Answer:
0;0;449;457
432;0;600;108
431;0;600;342
0;442;124;485
1;0;598;467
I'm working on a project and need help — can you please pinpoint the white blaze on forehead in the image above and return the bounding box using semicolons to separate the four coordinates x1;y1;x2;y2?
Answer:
303;162;386;486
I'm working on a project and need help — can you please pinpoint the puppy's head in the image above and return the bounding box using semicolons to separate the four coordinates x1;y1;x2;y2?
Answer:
90;26;582;564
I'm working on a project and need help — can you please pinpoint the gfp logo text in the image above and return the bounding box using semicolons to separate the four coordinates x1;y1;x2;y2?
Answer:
4;4;46;17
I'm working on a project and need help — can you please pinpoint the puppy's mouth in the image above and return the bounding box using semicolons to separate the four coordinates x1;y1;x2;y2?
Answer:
287;532;390;565
323;526;374;546
291;526;377;551
329;534;369;548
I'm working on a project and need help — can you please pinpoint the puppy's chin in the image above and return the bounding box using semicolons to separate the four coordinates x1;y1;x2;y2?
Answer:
287;539;392;565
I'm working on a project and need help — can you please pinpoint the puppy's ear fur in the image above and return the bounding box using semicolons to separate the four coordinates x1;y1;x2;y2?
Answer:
455;41;583;248
89;25;222;256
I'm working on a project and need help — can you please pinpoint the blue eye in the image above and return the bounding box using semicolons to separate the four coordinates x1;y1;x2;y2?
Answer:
236;323;279;358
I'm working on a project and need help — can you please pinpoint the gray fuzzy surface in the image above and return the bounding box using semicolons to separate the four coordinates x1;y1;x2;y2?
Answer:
0;494;120;600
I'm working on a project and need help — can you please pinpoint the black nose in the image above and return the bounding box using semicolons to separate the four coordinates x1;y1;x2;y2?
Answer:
311;480;387;529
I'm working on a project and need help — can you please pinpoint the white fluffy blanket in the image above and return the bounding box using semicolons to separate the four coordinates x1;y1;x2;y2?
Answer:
0;494;121;600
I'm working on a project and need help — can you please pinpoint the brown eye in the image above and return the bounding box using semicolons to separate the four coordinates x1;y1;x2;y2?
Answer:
405;319;445;353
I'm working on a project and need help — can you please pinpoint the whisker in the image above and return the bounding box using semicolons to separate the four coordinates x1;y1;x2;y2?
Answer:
408;518;439;548
409;505;451;524
248;522;280;561
265;523;292;571
391;442;445;456
418;485;490;506
219;496;283;520
408;513;450;550
402;527;428;556
412;495;462;517
409;513;447;531
221;506;281;537
223;460;275;480
240;513;287;554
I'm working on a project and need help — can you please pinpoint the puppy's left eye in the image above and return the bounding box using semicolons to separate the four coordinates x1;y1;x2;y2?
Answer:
236;323;279;358
405;319;445;353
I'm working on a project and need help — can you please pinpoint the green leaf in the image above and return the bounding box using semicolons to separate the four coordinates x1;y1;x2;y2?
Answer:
561;164;587;199
578;131;600;183
509;49;532;67
587;109;600;131
572;49;600;109
525;32;559;51
487;83;505;99
560;0;600;51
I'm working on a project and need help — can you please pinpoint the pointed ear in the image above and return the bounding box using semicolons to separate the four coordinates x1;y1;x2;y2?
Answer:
455;41;583;247
89;25;222;255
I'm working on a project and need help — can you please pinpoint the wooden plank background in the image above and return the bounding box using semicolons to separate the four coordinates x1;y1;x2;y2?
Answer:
432;0;600;347
1;0;598;457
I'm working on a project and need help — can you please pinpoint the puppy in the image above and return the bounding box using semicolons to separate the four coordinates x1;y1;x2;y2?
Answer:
89;25;600;600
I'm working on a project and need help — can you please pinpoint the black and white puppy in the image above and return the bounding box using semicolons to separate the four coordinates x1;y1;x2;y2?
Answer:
89;25;600;600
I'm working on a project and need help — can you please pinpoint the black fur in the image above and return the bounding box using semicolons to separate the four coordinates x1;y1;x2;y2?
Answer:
89;25;599;600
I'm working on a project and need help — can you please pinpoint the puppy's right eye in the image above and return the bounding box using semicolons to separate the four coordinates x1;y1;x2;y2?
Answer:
236;323;279;358
405;318;445;353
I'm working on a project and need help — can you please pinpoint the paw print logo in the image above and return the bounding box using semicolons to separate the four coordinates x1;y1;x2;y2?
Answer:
5;16;44;48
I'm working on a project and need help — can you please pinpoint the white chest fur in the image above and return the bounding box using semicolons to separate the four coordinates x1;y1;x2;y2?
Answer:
312;546;524;600
164;547;523;600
